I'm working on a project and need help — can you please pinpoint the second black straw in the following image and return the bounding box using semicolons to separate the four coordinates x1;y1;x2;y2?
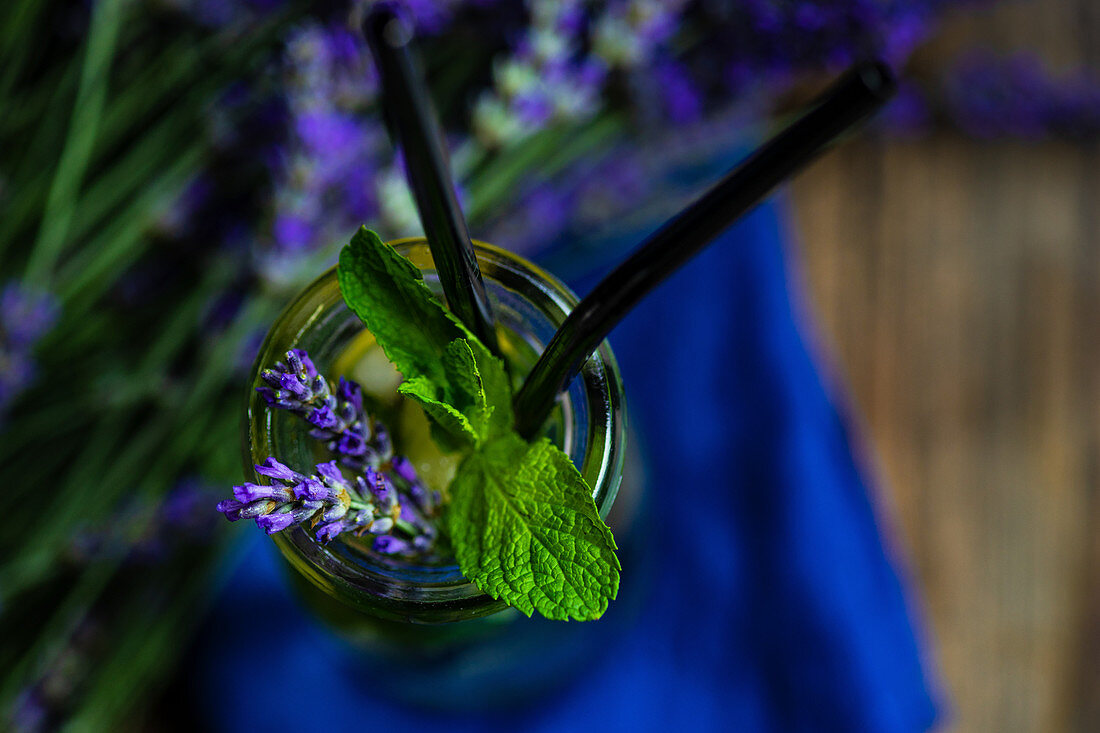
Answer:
513;61;898;438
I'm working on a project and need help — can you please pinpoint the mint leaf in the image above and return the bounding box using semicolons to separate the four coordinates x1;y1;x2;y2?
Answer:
337;229;511;439
448;434;620;621
398;375;480;447
336;226;512;433
397;339;496;449
440;339;491;436
337;227;467;385
467;337;513;438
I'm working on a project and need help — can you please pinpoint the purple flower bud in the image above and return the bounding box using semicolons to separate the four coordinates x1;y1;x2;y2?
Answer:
216;499;245;521
405;480;430;512
279;372;311;400
373;423;392;455
321;502;348;522
234;483;291;503
293;477;329;502
291;501;323;523
390;455;418;484
287;348;317;378
373;535;411;554
316;520;348;542
315;460;345;486
255;457;298;482
307;404;340;429
260;367;282;388
363;466;381;494
398;493;418;523
238;500;277;519
256;512;296;534
336;430;367;457
255;386;278;405
336;376;362;412
369;517;394;534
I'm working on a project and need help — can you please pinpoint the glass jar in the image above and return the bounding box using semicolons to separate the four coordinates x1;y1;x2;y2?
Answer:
243;238;641;708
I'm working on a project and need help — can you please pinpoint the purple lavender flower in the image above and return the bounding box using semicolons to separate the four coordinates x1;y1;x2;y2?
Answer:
66;478;223;567
216;456;432;549
220;458;354;535
373;535;412;555
1;282;59;349
256;349;389;471
653;57;704;127
944;51;1100;140
254;21;387;280
0;282;60;421
238;346;442;553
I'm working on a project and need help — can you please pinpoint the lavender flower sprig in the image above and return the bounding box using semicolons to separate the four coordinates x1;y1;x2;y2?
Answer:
217;457;406;543
256;348;389;472
225;348;442;555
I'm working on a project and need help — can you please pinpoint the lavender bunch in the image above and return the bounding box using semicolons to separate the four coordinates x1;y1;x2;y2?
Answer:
223;348;440;553
256;348;387;472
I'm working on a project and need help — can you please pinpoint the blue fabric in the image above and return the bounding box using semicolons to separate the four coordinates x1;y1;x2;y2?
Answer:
192;199;940;732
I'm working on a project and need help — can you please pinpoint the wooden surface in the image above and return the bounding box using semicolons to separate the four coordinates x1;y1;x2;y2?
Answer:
789;135;1099;731
787;2;1100;729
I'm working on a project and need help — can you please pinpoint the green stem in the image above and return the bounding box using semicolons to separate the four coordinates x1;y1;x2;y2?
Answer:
58;147;203;304
61;547;228;732
64;105;210;246
0;71;80;265
0;296;273;597
0;296;271;706
0;0;48;103
24;0;125;287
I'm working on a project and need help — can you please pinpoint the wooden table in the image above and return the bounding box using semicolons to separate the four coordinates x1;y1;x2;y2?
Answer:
791;132;1099;731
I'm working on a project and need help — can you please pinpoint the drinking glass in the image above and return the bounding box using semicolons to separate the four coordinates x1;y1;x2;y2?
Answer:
243;238;645;708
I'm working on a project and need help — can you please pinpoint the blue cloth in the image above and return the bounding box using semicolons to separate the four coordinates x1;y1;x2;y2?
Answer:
192;199;940;731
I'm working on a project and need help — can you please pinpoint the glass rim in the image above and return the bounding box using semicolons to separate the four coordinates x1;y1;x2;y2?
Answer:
245;238;626;623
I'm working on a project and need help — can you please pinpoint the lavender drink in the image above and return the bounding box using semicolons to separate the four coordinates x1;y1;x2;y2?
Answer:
241;238;641;707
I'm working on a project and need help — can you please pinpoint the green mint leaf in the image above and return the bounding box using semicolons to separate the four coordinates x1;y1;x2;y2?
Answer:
397;339;496;449
398;375;480;448
466;337;513;438
337;227;467;385
448;434;620;621
337;229;511;441
440;339;491;437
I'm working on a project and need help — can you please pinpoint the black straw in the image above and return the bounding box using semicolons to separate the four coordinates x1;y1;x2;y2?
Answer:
513;61;898;439
362;3;501;356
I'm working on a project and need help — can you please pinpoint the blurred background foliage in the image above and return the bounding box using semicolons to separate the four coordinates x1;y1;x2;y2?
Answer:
2;0;1098;730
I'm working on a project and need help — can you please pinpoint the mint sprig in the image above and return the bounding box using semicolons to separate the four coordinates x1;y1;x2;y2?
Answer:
337;228;619;621
449;434;620;621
